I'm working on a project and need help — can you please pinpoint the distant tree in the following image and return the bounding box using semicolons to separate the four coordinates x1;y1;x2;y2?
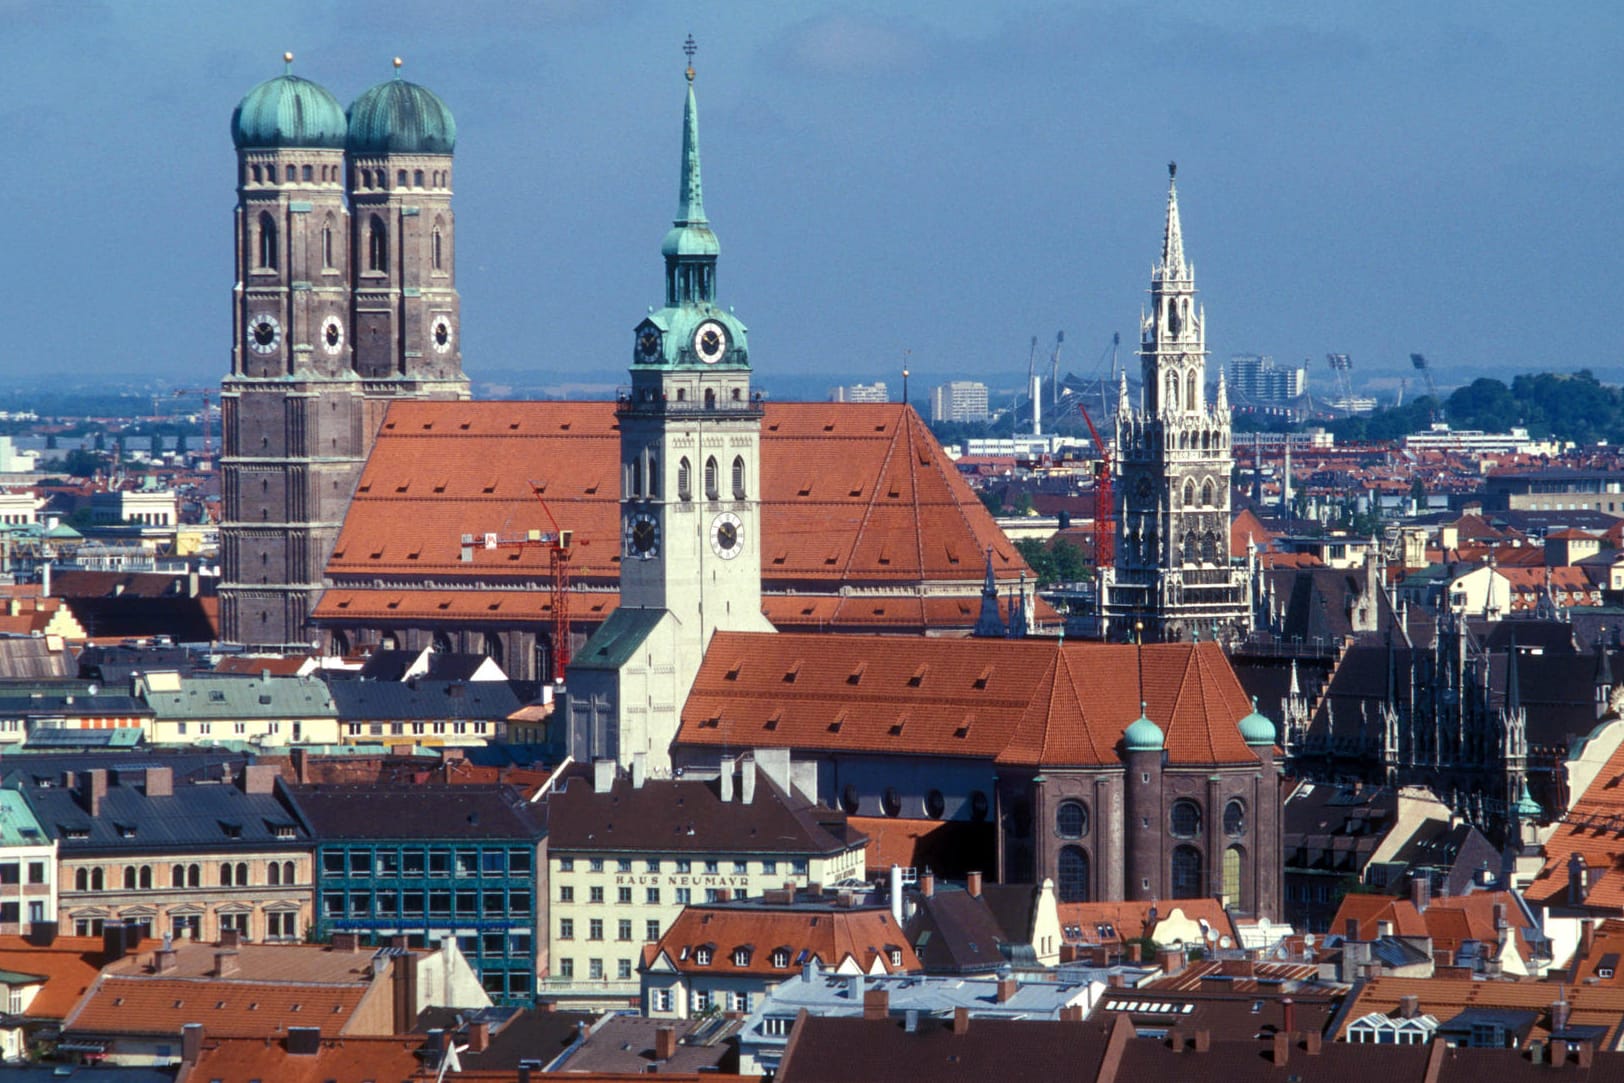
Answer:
92;432;105;451
978;489;1003;516
44;433;58;450
1409;477;1426;508
58;449;102;477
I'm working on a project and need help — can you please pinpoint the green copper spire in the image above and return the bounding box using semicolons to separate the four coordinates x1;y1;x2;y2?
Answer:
663;36;720;299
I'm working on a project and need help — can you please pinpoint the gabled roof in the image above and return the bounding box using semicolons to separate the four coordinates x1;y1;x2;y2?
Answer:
325;679;530;722
1333;975;1624;1048
318;401;1029;625
0;935;132;1019
183;1034;427;1083
677;634;1260;768
286;783;546;842
62;975;367;1039
904;888;1012;973
650;901;918;977
140;674;336;721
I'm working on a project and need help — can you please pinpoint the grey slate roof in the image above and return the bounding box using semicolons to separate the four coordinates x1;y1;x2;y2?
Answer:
140;675;336;721
286;783;547;842
18;768;308;855
326;679;530;722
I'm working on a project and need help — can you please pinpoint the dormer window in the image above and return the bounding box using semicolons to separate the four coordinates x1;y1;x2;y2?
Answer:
771;948;790;968
694;947;712;966
732;948;750;967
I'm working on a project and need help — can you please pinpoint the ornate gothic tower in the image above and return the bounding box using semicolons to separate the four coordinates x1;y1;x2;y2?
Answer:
567;50;773;770
221;57;470;649
1102;165;1252;643
345;60;470;428
220;57;370;649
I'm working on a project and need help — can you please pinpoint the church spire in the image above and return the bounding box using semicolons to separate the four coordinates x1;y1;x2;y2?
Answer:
677;36;706;231
1158;161;1187;281
661;36;720;308
974;548;1007;637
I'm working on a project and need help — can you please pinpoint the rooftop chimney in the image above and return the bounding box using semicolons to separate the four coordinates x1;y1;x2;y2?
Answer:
213;950;239;978
655;1025;678;1061
1410;874;1430;913
1305;1031;1322;1056
1552;997;1571;1033
720;762;735;802
1192;1029;1211;1053
740;757;757;804
240;764;278;795
1399;995;1419;1019
863;988;889;1020
181;1022;204;1064
920;872;935;898
593;758;616;794
1376;920;1393;939
1281;997;1295;1035
952;1006;970;1036
79;768;108;817
996;976;1017;1003
1345;918;1360;942
967;871;983;898
331;932;362;953
467;1020;490;1054
145;766;173;798
154;945;177;973
1271;1031;1290;1067
218;928;241;949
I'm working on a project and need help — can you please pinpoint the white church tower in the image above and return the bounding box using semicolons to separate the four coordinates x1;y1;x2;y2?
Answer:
565;46;774;770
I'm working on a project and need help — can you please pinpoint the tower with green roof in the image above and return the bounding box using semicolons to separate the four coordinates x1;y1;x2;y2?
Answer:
222;54;369;648
567;44;773;772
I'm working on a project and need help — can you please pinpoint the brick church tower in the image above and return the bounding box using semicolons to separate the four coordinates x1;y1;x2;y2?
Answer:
220;57;468;648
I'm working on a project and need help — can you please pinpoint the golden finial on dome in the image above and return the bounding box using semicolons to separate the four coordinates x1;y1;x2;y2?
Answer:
394;57;404;72
283;51;294;74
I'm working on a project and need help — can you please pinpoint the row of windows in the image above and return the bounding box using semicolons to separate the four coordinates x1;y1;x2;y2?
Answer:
0;862;48;886
664;455;747;503
247;162;340;185
73;911;299;941
838;786;985;821
72;861;297;893
560;885;734;908
649;988;751;1014
322;847;533;878
356;167;449;190
321;888;532;920
556;956;638;983
254;214;445;276
1058;843;1246;904
342;720;488;737
559;917;663;942
557;856;806;877
244;163;451;190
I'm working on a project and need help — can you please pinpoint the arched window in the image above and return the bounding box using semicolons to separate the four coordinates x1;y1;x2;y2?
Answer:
482;633;504;668
1170;799;1201;838
1171;845;1203;898
677;457;692;501
236;863;249;886
1202;479;1215;506
171;864;184;888
123;867;136;890
368;216;389;273
284;164;295;182
1183;480;1196;508
1201;532;1218;563
91;868;104;891
731;456;746;500
925;790;946;819
1186;371;1198;410
1183;532;1199;565
432;227;443;270
140;866;152;889
220;863;233;886
257;211;278;269
704;456;719;501
282;861;295;885
1200;429;1211;451
301;164;313;182
187;864;200;888
251;164;263;184
330;630;350;657
1056;800;1088;839
414;169;424;187
1224;799;1245;836
322;220;335;269
629;458;642;498
397;169;408;187
647;453;659;497
75;868;88;892
1223;845;1243;904
1166;299;1181;337
268;862;281;886
704;388;716;409
840;784;860;814
1058;845;1090;903
432;632;453;654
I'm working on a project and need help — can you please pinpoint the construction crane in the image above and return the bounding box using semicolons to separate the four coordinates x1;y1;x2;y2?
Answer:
1049;330;1065;406
1077;401;1114;569
459;484;574;683
171;388;216;459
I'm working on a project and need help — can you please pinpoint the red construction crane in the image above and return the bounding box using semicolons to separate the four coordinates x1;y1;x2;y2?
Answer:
459;485;574;683
172;389;216;459
1077;402;1114;569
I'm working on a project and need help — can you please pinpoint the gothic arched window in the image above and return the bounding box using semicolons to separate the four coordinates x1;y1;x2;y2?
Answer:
1183;532;1199;565
257;212;278;270
1187;371;1198;410
1183;480;1196;508
1201;532;1218;563
629;458;642;498
731;456;746;500
1058;845;1090;903
482;633;504;668
1202;479;1215;506
368;216;389;273
1172;845;1203;898
322;220;335;269
1224;799;1246;836
704;456;719;501
647;453;659;498
1223;845;1243;904
432;224;444;271
678;457;692;501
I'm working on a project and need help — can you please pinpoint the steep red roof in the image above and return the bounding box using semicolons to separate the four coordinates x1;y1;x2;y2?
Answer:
648;903;919;977
63;975;367;1039
678;634;1260;768
183;1035;427;1083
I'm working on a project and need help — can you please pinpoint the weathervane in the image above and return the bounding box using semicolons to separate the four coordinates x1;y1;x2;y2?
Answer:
684;34;697;80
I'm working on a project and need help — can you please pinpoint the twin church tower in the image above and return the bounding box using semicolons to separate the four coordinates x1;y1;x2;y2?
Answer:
220;57;469;647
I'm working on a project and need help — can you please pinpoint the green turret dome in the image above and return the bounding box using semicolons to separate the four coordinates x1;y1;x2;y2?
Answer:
1238;697;1276;746
1123;703;1164;753
347;73;457;155
231;70;347;150
1513;780;1542;820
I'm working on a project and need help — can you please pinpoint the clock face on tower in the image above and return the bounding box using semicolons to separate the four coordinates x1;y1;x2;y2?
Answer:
625;512;659;560
710;512;743;560
321;315;345;355
693;320;728;364
432;317;453;353
637;327;662;361
247;314;282;354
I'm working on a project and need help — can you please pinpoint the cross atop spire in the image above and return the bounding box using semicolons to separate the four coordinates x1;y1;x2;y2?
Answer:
684;33;697;78
1158;161;1187;281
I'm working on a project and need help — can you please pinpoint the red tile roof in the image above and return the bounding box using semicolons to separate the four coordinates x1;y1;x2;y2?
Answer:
648;903;919;977
183;1034;427;1083
677;634;1261;768
0;936;142;1020
63;976;368;1039
1528;735;1624;910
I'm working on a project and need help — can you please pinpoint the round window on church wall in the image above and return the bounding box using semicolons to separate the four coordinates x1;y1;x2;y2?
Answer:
1170;800;1202;838
840;784;860;815
881;788;902;818
925;790;946;820
1056;801;1088;839
969;791;990;822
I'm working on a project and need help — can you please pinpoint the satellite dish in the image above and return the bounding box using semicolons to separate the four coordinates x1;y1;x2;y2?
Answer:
1259;917;1272;935
1205;927;1218;943
1219;936;1232;949
1304;933;1316;948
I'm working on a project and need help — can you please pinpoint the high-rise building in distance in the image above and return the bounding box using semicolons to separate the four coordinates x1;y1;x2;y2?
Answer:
930;381;989;423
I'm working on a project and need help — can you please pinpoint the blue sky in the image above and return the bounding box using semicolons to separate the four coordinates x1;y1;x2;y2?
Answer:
2;1;1618;396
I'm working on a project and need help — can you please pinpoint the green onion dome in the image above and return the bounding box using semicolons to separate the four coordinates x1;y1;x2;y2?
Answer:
231;58;347;150
347;66;457;155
